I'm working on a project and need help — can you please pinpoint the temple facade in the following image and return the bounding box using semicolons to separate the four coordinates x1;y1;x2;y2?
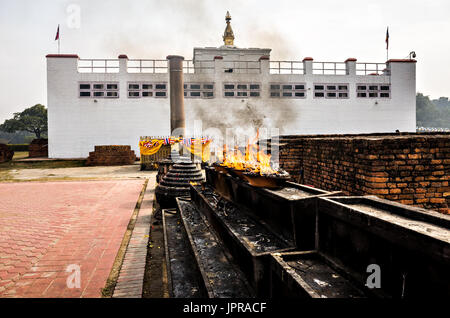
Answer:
46;12;416;158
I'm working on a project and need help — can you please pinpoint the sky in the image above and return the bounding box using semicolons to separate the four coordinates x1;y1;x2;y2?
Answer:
0;0;449;122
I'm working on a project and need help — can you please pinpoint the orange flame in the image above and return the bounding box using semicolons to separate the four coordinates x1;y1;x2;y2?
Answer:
218;130;278;175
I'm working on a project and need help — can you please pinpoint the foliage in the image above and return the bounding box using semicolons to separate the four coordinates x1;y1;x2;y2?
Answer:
7;144;29;152
0;104;48;139
416;93;450;128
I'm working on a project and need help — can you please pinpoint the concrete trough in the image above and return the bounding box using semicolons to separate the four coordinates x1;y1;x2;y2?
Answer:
190;184;295;296
270;251;369;298
316;196;450;298
205;166;338;249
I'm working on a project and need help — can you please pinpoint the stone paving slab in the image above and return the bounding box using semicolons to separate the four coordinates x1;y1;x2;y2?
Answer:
112;177;156;298
0;179;146;298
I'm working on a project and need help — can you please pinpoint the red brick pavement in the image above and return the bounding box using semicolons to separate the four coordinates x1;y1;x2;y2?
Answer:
0;180;145;298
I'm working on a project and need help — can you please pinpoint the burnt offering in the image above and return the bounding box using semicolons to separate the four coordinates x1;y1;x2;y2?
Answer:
155;160;204;208
242;170;290;189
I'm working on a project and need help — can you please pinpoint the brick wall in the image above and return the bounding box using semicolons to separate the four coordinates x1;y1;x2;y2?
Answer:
86;145;136;166
278;133;450;214
0;144;14;163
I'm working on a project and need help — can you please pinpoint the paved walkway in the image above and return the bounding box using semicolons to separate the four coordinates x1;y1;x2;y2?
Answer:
113;178;156;298
0;179;146;297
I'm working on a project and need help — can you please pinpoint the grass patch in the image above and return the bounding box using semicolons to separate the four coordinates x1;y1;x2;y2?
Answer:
0;159;86;171
12;151;29;160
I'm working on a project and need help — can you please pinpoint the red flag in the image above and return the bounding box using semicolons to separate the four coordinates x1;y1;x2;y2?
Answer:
55;25;60;41
385;27;389;50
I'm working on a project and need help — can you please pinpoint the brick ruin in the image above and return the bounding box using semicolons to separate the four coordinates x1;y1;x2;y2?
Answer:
28;139;48;158
278;133;450;214
0;144;14;163
86;145;137;166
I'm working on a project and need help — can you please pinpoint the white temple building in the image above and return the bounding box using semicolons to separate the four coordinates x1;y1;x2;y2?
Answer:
46;12;416;158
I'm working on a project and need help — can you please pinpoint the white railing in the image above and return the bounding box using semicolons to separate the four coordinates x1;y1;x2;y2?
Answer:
313;62;347;75
270;61;304;74
356;63;388;75
223;60;261;73
416;127;450;133
183;60;215;74
78;59;119;73
127;59;168;73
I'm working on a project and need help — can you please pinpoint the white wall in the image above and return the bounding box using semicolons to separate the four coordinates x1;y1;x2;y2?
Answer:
47;49;416;158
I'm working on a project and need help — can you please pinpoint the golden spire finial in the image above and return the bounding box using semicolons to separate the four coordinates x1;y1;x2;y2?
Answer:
223;11;234;46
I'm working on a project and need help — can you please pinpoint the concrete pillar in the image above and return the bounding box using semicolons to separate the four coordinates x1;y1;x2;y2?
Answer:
259;55;270;75
118;54;128;73
303;57;313;75
213;55;224;74
167;55;186;136
345;58;357;75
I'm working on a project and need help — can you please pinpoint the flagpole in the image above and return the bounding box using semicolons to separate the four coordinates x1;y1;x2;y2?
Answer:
58;24;60;54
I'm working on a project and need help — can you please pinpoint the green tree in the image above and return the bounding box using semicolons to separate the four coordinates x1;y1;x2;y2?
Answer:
0;104;48;139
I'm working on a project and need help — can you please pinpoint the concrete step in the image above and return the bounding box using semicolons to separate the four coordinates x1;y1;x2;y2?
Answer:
190;185;295;296
162;208;207;298
176;197;254;298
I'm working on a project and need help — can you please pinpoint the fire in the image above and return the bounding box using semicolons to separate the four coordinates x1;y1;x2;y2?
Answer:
217;131;279;176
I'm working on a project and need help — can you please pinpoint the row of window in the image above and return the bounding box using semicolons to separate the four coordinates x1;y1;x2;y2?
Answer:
78;82;391;99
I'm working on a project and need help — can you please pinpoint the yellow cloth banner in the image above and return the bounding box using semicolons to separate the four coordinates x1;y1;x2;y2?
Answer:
139;139;164;156
139;137;212;161
183;140;211;162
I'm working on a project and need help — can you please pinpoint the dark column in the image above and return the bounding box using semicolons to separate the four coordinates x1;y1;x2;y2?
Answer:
167;55;186;136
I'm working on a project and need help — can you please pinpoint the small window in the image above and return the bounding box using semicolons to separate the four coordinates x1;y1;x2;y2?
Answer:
80;84;90;90
93;84;104;90
295;92;305;97
204;84;214;90
283;85;292;90
283;92;292;97
129;91;139;97
270;84;280;90
271;92;280;97
155;84;166;89
142;91;153;97
224;84;235;89
338;85;348;91
380;93;390;98
327;92;336;98
237;84;247;89
203;92;214;98
339;93;348;98
327;85;336;90
106;91;118;97
129;84;140;90
315;92;324;97
369;92;378;98
190;92;201;97
314;85;324;90
237;91;248;97
250;84;260;90
107;84;118;90
357;85;366;90
250;92;260;97
369;86;378;91
357;92;367;97
94;91;104;97
225;92;234;97
190;84;201;90
80;91;90;97
380;86;390;91
155;92;166;97
142;84;152;90
295;85;304;90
